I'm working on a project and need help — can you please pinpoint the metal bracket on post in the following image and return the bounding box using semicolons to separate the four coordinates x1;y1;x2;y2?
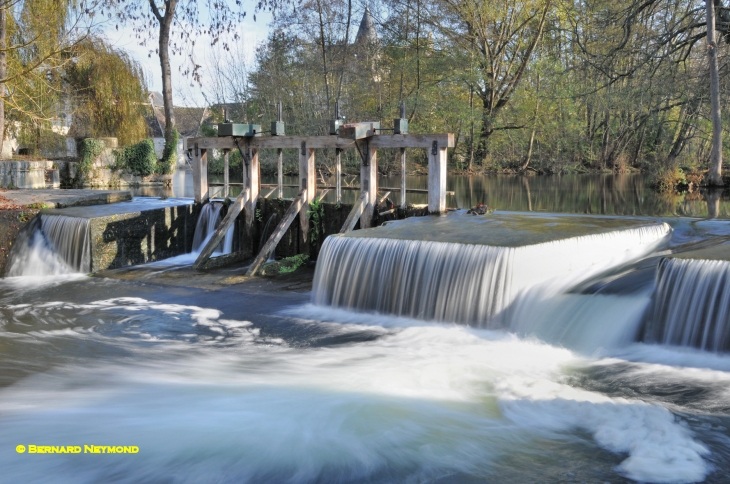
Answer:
431;140;438;156
194;142;199;157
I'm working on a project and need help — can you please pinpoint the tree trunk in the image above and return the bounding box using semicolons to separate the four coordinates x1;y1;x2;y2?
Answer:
315;0;330;112
706;0;723;185
0;3;6;158
475;100;494;162
158;5;176;141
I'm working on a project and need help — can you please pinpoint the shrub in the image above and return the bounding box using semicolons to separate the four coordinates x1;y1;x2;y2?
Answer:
76;138;105;182
158;129;179;175
115;139;157;176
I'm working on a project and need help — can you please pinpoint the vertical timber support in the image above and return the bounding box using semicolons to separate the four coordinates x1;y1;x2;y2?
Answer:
223;149;230;198
299;142;316;244
277;148;283;199
360;141;377;228
244;142;260;230
400;147;407;209
335;148;342;203
428;139;447;214
192;143;208;203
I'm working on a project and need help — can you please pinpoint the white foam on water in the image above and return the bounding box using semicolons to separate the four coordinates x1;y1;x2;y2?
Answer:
0;297;714;483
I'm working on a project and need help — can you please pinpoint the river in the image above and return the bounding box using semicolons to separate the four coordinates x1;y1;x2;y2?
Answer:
1;173;730;483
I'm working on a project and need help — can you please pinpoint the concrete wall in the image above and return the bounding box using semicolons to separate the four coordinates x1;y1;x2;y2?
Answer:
88;203;200;271
0;161;60;189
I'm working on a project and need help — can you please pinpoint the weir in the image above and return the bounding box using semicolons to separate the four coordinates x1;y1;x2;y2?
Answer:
4;198;200;276
643;248;730;352
313;212;672;327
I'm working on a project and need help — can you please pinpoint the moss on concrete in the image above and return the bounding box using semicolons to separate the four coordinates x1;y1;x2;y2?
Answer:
345;211;664;247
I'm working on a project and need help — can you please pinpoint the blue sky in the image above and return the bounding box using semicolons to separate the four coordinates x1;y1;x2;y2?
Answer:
101;9;274;107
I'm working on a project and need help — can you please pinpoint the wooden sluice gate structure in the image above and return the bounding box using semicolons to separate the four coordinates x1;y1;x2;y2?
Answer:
187;113;454;275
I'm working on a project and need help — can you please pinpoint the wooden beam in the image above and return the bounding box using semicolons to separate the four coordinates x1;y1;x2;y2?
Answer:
243;143;260;228
360;141;377;228
277;148;283;199
335;148;342;203
259;184;453;195
299;143;316;244
188;133;455;150
428;140;448;214
193;188;250;271
223;150;230;198
192;146;208;203
400;147;407;209
246;189;306;276
340;192;368;234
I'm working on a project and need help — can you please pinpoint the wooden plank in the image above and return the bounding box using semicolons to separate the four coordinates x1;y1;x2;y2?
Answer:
259;184;453;195
246;189;306;277
245;145;260;228
340;192;368;234
192;147;208;203
277;148;283;199
262;187;276;199
378;191;391;205
223;150;230;198
188;133;455;150
400;147;407;209
299;144;316;244
335;148;342;203
193;188;250;271
428;142;448;214
360;142;377;228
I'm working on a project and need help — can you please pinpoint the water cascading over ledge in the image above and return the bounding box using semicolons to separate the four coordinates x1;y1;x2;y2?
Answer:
312;213;671;327
643;257;730;352
5;215;91;276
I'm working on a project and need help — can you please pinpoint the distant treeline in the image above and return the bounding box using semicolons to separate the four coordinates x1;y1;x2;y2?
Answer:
203;0;730;179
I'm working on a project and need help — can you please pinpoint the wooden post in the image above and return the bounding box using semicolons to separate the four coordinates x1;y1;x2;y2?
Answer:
335;148;342;203
245;144;260;229
192;144;208;203
340;192;368;233
428;140;447;214
247;189;306;277
193;187;250;271
223;149;230;198
277;148;283;198
400;147;406;209
299;142;316;243
359;141;377;228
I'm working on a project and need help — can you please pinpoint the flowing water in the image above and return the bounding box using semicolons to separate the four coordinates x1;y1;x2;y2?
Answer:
2;195;730;481
644;258;730;352
5;199;234;277
5;215;91;276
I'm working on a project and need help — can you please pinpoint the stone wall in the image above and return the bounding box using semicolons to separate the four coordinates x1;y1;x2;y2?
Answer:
0;161;60;189
88;203;199;271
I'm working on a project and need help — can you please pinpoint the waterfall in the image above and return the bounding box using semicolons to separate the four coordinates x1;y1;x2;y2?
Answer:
643;257;730;352
259;214;278;262
5;215;91;276
312;222;670;327
191;202;234;255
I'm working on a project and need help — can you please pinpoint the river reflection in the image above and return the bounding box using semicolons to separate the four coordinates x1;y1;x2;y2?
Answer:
130;170;730;218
